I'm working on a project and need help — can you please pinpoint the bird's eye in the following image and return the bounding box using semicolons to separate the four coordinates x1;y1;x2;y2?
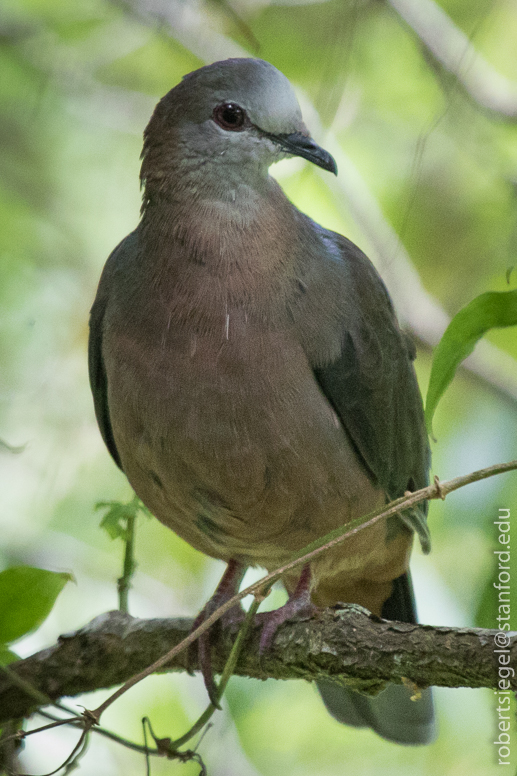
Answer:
213;102;248;131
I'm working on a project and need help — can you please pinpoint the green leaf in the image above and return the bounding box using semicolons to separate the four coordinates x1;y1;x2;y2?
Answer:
425;290;517;435
0;567;73;645
96;496;151;541
0;646;19;666
0;644;20;666
97;501;133;540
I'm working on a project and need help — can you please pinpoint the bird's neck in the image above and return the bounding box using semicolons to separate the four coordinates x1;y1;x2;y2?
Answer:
139;175;299;278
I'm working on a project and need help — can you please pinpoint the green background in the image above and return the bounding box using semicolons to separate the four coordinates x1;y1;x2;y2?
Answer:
1;0;516;773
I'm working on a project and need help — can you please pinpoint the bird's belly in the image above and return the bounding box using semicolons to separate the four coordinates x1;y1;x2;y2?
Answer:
106;321;384;569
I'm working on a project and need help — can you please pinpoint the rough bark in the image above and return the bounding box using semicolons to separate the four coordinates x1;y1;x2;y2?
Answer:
1;606;515;723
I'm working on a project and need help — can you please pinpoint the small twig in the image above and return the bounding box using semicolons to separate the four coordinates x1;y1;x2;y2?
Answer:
0;716;82;750
62;729;90;775
19;728;90;776
34;709;161;757
168;595;262;751
143;717;152;776
143;717;207;773
433;475;445;500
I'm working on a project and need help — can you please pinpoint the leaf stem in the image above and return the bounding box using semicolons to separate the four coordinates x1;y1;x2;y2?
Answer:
118;501;138;613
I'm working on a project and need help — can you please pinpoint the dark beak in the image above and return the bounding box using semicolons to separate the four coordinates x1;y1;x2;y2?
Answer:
271;131;337;175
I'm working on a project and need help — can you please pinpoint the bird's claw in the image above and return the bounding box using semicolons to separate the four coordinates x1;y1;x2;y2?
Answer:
188;560;246;705
256;597;317;654
256;564;316;653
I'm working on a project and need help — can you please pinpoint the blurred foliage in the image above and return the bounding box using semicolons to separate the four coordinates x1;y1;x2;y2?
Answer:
1;0;516;774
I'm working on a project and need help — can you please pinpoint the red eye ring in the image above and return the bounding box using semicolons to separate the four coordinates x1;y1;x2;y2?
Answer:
213;102;248;131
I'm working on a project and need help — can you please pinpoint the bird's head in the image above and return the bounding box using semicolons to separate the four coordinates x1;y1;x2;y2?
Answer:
140;58;336;207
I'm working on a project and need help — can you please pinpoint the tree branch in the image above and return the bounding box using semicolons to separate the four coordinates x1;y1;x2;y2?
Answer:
1;608;515;724
2;462;516;725
387;0;517;118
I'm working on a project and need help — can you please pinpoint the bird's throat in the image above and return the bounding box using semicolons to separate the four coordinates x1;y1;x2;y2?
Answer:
140;178;298;279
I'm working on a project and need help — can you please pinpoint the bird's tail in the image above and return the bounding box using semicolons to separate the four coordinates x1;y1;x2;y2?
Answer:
316;572;436;745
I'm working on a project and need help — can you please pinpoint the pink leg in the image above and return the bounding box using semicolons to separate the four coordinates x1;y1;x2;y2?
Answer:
258;564;317;654
189;559;246;705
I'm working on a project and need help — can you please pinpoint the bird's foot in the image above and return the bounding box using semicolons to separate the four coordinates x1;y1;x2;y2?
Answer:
188;559;246;706
257;564;317;654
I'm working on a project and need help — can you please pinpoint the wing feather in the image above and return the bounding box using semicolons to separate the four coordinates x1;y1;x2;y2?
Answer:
312;233;431;551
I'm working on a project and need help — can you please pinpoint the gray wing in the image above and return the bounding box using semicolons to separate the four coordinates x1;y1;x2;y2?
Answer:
311;231;434;739
312;231;431;552
88;232;140;471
